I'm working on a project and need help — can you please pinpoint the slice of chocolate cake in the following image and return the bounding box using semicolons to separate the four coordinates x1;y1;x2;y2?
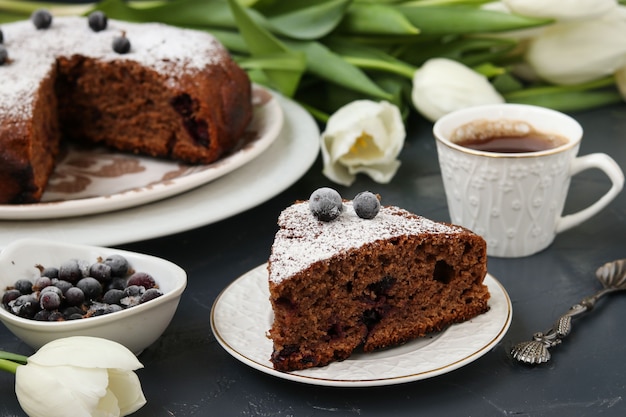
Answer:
267;190;490;372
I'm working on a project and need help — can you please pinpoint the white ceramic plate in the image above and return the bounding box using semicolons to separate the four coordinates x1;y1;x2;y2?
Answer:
0;93;319;248
211;264;512;387
0;85;283;220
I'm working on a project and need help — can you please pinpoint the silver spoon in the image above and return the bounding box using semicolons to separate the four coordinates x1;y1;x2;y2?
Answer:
511;259;626;364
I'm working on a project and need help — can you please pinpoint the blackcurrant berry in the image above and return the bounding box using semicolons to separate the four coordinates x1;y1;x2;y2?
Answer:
112;35;130;54
76;277;102;300
89;262;112;283
127;272;156;289
104;254;129;277
88;11;108;32
353;191;380;219
14;279;33;294
31;9;52;30
309;187;343;222
59;259;82;284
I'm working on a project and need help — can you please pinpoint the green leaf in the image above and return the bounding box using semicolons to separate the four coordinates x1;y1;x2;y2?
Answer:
284;40;394;100
227;0;306;97
95;0;237;29
506;90;622;112
339;3;420;35
396;5;552;35
255;0;351;40
325;37;417;78
491;72;524;94
397;35;517;67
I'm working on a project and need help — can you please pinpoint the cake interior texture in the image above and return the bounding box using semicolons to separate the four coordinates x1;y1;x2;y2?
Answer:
0;17;251;204
268;202;490;372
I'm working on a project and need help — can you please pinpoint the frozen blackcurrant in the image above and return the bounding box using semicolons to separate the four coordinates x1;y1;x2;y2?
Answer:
14;279;33;294
309;187;343;222
48;311;64;321
41;266;59;278
76;277;102;300
0;45;8;66
33;276;52;291
10;295;39;318
53;279;73;294
105;277;126;292
127;272;156;289
34;310;51;321
104;254;129;277
40;291;61;311
2;289;20;307
40;285;63;298
140;288;163;303
112;34;130;54
102;289;124;305
353;191;380;219
31;9;52;29
89;262;112;283
64;287;85;307
59;259;82;284
88;11;108;32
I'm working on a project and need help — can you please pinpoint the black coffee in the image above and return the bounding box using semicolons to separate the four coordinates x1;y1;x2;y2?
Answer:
457;133;567;153
452;120;569;153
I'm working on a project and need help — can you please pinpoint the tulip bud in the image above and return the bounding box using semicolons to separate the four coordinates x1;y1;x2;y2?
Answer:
14;336;146;417
411;58;504;122
320;100;405;186
502;0;618;21
525;8;626;84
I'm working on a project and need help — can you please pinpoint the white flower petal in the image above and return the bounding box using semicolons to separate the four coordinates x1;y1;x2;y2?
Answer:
526;9;626;84
107;369;147;416
92;389;120;417
28;336;143;371
320;100;405;186
347;160;402;184
412;58;504;122
16;364;108;417
503;0;618;21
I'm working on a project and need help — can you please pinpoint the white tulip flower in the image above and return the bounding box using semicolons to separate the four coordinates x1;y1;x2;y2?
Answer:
411;58;505;122
14;336;146;417
525;8;626;84
320;100;405;186
502;0;618;21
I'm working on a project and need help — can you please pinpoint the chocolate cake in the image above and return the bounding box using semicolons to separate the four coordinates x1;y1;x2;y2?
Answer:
0;14;252;204
268;192;490;372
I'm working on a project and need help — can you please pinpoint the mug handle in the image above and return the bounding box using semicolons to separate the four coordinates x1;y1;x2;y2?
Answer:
556;153;625;233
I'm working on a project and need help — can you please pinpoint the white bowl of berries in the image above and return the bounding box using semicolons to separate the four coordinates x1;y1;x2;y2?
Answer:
0;238;187;355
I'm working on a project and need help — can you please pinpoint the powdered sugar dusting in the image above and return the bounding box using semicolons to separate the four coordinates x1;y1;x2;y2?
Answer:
268;201;463;283
0;16;228;120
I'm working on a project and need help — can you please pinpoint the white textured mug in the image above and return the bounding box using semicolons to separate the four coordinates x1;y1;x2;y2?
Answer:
433;104;624;258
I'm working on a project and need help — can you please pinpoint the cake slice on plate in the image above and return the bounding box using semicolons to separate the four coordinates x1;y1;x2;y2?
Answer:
267;189;490;372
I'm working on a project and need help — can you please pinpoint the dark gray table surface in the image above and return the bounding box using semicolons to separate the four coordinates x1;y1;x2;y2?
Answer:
1;104;625;417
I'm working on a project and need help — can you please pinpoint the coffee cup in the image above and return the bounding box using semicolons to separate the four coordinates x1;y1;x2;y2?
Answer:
433;104;624;258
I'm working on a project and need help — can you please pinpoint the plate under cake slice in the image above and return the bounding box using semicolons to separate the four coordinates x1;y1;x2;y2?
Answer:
267;191;490;372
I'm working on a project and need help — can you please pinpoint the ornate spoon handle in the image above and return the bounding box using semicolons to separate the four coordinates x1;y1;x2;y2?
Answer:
511;287;619;364
511;259;626;364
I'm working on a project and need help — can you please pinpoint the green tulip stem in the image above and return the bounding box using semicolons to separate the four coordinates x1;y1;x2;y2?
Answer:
0;351;28;365
342;56;417;80
0;358;21;375
505;76;616;99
